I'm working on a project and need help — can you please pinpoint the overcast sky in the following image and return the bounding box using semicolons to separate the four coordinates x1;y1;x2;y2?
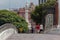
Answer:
0;0;38;9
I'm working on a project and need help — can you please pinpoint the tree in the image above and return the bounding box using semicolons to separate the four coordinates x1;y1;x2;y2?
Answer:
31;0;56;24
0;10;28;33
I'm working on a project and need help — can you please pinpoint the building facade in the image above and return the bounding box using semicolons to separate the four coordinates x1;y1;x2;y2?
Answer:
54;0;58;26
18;3;35;22
39;0;47;4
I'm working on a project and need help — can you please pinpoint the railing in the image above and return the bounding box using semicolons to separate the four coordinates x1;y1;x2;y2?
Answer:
0;23;17;33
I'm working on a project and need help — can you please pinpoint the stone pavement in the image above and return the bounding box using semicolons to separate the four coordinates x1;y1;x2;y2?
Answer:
45;27;60;35
6;34;60;40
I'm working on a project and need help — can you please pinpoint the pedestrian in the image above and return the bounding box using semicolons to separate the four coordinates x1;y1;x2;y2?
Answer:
40;24;43;33
31;26;33;33
35;23;40;33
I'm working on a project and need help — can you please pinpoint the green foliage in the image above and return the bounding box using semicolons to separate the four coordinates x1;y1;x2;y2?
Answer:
31;0;56;24
0;10;28;32
44;0;56;8
31;4;46;24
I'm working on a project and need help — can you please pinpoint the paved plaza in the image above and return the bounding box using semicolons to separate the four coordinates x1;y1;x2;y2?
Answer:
6;27;60;40
6;34;60;40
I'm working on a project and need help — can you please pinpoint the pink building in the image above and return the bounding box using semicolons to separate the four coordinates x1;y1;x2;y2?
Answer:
18;3;36;29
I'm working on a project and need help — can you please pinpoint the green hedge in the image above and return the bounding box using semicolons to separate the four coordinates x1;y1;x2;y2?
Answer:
0;10;28;32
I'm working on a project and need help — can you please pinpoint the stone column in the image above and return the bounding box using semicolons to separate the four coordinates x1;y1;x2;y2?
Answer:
25;2;31;30
58;0;60;28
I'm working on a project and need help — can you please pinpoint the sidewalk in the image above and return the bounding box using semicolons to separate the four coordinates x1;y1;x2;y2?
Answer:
6;34;60;40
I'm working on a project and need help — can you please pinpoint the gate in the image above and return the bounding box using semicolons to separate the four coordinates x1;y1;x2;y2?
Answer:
45;14;53;32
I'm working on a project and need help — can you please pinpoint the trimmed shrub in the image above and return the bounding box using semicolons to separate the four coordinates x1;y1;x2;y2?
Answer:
0;10;28;33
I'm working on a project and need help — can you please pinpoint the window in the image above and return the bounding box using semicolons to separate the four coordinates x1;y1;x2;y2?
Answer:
39;0;47;4
40;0;43;4
44;0;46;2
